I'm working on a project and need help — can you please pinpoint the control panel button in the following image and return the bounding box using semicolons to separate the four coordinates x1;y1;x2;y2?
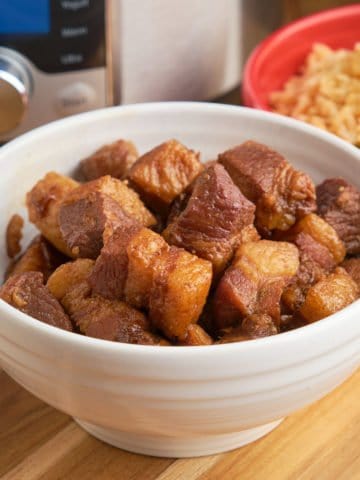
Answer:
60;0;90;11
61;26;88;38
56;82;96;116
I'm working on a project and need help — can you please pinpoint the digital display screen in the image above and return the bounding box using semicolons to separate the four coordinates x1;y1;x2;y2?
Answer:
0;1;50;35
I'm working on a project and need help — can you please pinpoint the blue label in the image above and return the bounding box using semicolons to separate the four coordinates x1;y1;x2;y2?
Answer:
0;1;50;35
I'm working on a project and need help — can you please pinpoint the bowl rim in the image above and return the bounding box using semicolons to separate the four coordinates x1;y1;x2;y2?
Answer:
0;101;359;356
242;3;360;109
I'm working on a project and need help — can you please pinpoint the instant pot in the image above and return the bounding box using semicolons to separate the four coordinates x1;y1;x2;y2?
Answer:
0;0;282;141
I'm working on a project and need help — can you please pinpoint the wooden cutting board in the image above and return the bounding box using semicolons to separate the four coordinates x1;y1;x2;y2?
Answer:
0;367;359;480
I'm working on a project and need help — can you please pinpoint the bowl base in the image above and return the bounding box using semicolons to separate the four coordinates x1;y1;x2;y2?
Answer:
74;417;284;457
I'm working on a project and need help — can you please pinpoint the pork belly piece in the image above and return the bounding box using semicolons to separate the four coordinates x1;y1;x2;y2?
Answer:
124;228;169;308
217;314;278;343
218;140;316;231
280;214;346;311
59;191;139;259
341;258;360;289
89;222;142;299
242;313;278;338
214;240;299;329
0;271;72;331
127;139;203;215
284;213;346;263
178;324;213;346
299;267;359;323
47;259;95;301
6;214;24;258
163;164;255;275
149;247;212;340
26;172;79;256
6;235;66;282
316;178;360;255
80;140;138;181
60;175;155;243
62;282;166;345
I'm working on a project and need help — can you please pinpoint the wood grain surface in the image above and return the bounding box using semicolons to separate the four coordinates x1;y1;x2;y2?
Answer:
0;367;359;480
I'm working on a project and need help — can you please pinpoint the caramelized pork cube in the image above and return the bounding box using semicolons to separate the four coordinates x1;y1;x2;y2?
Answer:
26;172;79;256
89;223;142;299
59;192;139;259
47;259;95;301
299;267;359;323
80;140;138;181
284;214;346;263
6;214;24;258
62;282;164;345
340;258;360;289
149;247;212;340
280;214;346;311
242;314;278;338
219;140;316;231
281;234;333;312
0;271;72;331
163;164;255;275
178;324;213;346
214;240;299;329
61;175;155;231
6;235;66;282
128;139;203;215
124;228;169;308
316;178;360;255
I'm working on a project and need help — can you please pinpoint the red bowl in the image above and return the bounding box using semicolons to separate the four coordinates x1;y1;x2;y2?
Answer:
242;4;360;110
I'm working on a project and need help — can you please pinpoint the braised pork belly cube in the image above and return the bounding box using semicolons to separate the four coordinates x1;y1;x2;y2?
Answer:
47;259;95;301
59;191;140;259
26;172;79;256
62;281;165;345
341;258;360;289
6;214;24;258
0;271;72;331
73;176;155;226
299;267;359;323
316;178;360;255
218;141;316;232
6;235;66;282
124;228;169;309
80;140;138;181
218;314;277;343
163;164;255;276
178;324;213;346
90;224;213;339
242;314;278;338
89;223;143;299
214;240;299;330
127;139;203;215
280;214;346;311
149;247;212;340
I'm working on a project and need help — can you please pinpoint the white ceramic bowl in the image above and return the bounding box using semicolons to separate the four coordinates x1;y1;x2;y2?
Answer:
0;103;359;458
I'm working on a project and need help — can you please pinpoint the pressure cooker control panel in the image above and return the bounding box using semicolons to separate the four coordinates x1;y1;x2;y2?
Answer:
0;0;110;142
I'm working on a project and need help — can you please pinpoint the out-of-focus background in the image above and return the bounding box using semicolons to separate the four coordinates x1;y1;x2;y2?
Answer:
0;0;357;142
